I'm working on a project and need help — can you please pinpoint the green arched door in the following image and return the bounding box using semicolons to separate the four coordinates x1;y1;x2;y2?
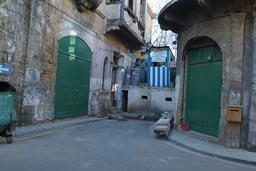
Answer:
55;36;91;119
185;45;222;137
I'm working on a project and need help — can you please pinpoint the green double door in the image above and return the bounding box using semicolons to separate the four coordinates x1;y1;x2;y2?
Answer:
186;46;222;137
54;36;91;119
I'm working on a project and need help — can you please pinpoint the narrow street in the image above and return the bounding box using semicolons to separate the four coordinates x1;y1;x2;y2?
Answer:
0;120;254;171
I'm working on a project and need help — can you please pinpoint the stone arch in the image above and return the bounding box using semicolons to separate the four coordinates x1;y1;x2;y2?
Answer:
181;36;224;62
51;28;95;88
55;29;95;53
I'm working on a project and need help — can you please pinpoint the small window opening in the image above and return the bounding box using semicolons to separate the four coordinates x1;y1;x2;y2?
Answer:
141;95;148;99
165;97;172;101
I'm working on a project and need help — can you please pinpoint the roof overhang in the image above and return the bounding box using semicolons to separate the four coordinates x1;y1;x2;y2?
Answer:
158;0;219;33
158;0;243;33
158;0;200;33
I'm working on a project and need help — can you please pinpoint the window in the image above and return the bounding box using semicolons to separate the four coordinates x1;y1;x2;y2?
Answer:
106;0;120;4
128;0;136;14
128;0;133;10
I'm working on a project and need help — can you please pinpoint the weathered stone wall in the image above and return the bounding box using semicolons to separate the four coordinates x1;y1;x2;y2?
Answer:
0;0;152;124
175;13;246;148
0;0;30;124
9;0;135;123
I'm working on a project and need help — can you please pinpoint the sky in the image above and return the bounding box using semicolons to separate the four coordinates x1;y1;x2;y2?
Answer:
147;0;177;55
147;0;171;14
147;0;175;46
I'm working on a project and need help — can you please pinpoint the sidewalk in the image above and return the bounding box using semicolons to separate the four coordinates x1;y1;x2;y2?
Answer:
13;117;104;137
168;130;256;166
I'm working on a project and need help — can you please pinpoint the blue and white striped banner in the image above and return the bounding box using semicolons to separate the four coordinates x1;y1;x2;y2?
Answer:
149;66;169;87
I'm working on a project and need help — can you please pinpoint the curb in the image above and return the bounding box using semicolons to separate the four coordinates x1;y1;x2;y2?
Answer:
168;138;256;166
13;117;105;137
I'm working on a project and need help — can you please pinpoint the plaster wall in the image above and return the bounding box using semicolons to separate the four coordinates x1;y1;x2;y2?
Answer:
105;3;121;19
144;4;153;44
128;86;178;117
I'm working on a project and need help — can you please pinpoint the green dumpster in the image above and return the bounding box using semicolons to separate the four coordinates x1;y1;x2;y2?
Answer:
0;93;17;130
0;82;17;144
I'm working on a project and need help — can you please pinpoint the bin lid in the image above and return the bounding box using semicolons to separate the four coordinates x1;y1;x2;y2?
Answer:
0;82;17;92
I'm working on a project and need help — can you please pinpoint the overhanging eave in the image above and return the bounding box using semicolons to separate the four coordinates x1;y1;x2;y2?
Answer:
158;0;199;33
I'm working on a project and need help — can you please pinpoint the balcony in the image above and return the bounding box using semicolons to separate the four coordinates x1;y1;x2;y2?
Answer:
105;0;146;50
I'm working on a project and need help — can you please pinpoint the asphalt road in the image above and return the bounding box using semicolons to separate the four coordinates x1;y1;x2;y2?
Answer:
0;120;255;171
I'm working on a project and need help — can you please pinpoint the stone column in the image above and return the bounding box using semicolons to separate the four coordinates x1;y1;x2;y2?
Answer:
225;13;246;148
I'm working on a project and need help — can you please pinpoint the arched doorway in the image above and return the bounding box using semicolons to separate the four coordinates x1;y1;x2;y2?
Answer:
54;36;91;119
185;37;222;137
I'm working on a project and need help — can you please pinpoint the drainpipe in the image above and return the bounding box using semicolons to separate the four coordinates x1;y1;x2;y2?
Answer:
147;49;151;86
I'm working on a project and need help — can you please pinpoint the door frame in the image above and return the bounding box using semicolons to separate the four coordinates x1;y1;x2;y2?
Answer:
183;37;223;137
54;35;92;119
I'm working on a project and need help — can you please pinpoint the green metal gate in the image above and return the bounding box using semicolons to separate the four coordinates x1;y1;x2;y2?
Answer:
185;46;222;137
54;36;91;119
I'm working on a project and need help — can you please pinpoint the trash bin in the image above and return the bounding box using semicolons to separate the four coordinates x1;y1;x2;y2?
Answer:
0;82;17;144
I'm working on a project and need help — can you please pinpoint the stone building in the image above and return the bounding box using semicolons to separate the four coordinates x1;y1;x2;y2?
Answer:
0;0;153;125
158;0;256;151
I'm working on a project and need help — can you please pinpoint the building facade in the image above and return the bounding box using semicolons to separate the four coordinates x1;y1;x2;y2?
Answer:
0;0;153;125
158;0;256;151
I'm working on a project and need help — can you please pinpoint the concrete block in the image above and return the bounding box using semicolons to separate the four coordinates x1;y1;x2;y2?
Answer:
154;114;174;136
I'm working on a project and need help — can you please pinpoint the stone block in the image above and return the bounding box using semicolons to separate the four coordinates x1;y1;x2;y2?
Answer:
22;105;35;115
226;122;241;148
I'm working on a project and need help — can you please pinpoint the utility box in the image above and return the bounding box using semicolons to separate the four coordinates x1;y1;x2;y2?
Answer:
227;105;242;123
